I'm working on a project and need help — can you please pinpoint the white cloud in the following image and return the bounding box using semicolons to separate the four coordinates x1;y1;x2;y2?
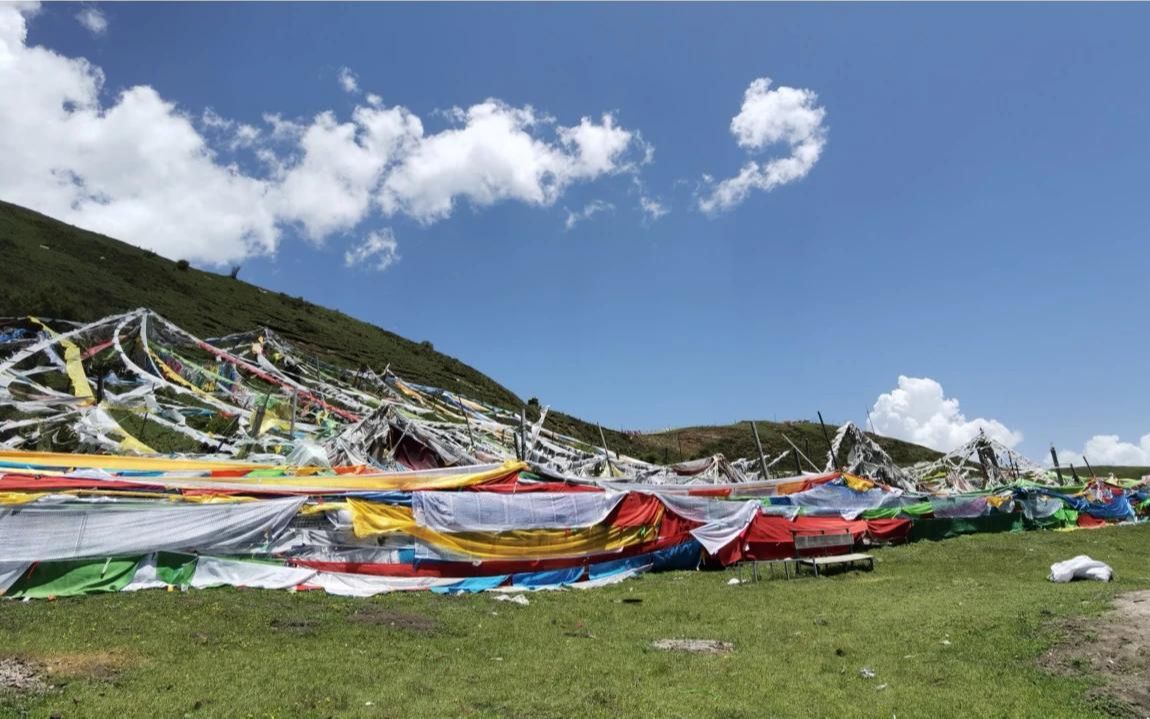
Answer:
0;4;650;267
337;66;359;95
870;376;1023;452
272;105;421;240
344;229;399;271
698;77;827;213
201;108;260;150
0;6;276;264
639;196;668;223
1059;434;1150;467
564;200;614;230
201;108;232;129
379;103;646;223
75;6;107;35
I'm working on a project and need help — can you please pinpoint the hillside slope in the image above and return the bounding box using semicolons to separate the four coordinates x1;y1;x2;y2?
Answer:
0;201;523;409
0;200;938;466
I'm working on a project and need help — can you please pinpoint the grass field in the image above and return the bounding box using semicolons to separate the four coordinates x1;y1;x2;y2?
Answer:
2;524;1147;718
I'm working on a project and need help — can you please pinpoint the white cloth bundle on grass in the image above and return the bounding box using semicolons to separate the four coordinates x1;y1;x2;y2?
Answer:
1049;555;1113;583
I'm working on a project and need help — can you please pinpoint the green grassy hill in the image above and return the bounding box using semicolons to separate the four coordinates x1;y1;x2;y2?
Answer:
0;200;939;466
0;201;520;409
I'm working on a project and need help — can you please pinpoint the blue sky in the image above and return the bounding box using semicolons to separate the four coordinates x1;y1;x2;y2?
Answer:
5;3;1149;463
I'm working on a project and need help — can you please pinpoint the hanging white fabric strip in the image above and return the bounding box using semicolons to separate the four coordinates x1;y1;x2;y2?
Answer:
0;497;306;561
189;556;316;590
306;571;460;597
0;560;31;594
412;491;626;533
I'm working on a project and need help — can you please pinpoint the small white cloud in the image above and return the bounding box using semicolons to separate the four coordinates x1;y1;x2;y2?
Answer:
263;113;305;141
337;66;359;95
75;6;107;35
870;376;1023;452
639;196;668;223
563;200;614;230
699;77;827;213
201;108;232;130
232;123;260;148
1059;434;1150;467
201;109;260;150
344;229;400;271
366;93;382;107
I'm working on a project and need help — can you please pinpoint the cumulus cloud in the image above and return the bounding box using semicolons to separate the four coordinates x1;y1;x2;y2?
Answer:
272;105;422;240
639;196;668;223
698;77;827;213
337;66;359;95
0;7;277;264
0;4;650;266
1058;434;1150;467
75;6;106;35
564;200;614;230
379;104;645;223
870;376;1023;452
200;108;261;150
344;229;399;271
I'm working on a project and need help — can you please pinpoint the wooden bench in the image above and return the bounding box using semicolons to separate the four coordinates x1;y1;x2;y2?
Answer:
790;530;874;577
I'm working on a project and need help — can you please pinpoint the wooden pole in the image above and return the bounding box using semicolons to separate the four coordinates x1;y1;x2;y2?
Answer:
1049;445;1064;483
250;394;270;438
597;422;612;474
288;391;297;437
520;407;529;462
215;414;240;453
1082;456;1097;480
817;411;836;469
458;397;476;452
750;421;770;480
783;433;820;473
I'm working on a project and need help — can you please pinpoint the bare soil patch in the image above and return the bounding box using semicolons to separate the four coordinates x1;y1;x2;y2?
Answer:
0;656;50;695
1041;590;1150;717
269;617;319;635
650;639;734;655
39;650;130;684
348;606;438;634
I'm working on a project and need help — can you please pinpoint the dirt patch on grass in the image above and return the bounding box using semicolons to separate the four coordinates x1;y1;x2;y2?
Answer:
38;650;130;684
1040;590;1150;717
651;639;734;655
0;656;51;694
349;606;438;634
1;650;128;695
269;617;319;635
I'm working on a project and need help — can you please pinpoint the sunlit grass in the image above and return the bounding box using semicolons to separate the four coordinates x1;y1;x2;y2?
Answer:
3;524;1147;718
